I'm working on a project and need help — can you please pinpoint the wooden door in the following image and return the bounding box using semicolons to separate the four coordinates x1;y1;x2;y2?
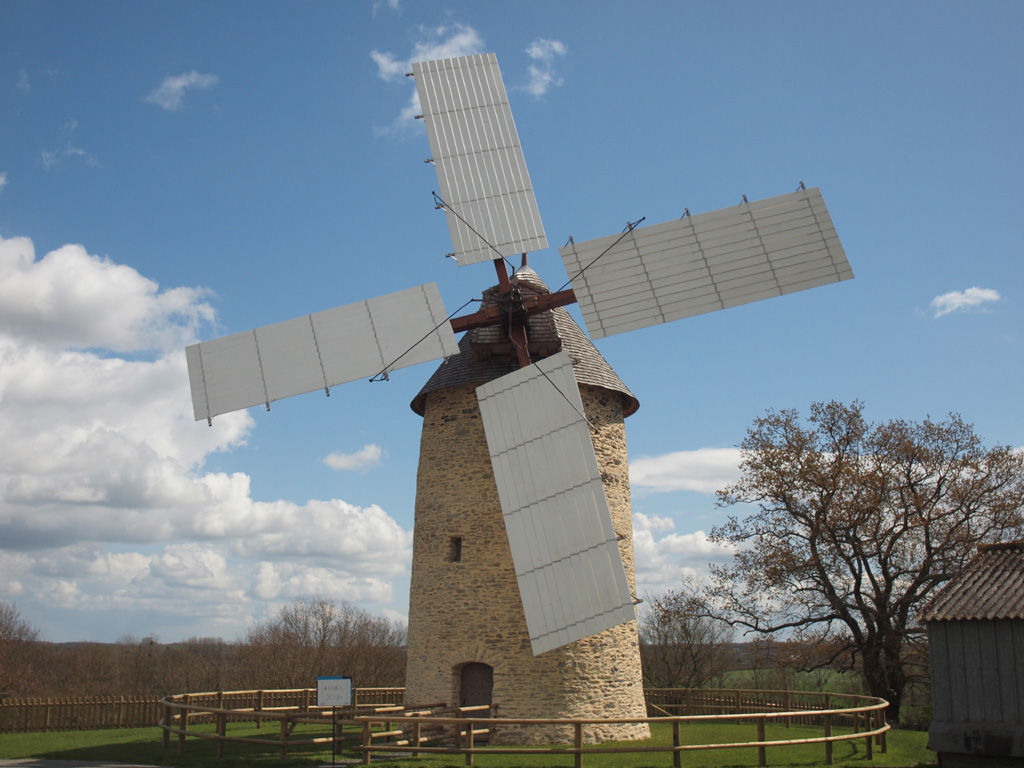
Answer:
459;662;493;709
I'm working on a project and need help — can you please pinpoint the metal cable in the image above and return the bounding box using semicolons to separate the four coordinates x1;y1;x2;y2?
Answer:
369;297;476;382
555;216;646;294
432;191;517;274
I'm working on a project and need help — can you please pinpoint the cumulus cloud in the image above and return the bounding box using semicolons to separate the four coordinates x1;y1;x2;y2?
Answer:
0;172;6;192
0;236;213;352
630;447;741;494
324;444;384;472
523;38;567;97
0;233;412;641
145;71;219;111
632;513;735;596
371;23;484;133
930;286;1001;318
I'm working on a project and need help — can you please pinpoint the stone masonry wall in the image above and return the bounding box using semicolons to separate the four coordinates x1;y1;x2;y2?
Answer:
404;381;649;744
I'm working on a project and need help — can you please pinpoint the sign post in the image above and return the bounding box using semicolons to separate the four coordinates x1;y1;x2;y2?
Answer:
317;676;352;766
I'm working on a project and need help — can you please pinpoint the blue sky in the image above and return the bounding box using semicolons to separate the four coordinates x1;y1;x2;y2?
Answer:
1;1;1021;643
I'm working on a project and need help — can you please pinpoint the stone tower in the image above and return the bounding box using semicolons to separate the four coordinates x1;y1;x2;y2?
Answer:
404;267;649;744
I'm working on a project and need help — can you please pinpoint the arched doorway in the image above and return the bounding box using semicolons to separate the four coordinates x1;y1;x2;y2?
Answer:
458;662;493;709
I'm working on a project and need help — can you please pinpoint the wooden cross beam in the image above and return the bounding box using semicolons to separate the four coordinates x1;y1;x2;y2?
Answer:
447;257;577;368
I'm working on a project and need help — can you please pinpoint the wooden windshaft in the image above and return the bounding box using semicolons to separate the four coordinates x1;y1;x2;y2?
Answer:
447;258;577;369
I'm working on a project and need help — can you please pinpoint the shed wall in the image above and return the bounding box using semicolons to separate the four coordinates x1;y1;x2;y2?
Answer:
928;619;1024;758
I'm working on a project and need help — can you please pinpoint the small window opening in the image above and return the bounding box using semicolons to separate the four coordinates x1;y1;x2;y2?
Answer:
448;536;463;562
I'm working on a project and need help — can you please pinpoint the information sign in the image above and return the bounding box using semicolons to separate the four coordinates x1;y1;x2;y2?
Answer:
316;675;353;707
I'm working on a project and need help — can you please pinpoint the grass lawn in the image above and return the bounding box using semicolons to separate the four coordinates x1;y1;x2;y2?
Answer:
0;721;936;767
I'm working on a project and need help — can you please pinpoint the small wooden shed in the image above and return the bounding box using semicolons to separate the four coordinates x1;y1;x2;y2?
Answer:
919;541;1024;766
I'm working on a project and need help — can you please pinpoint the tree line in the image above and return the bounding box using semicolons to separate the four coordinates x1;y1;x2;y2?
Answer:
0;599;405;699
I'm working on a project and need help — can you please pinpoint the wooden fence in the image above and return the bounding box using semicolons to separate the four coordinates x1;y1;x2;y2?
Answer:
156;687;890;767
0;687;404;733
0;696;163;733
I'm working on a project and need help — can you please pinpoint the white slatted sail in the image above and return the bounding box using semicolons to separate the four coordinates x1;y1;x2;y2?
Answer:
476;351;635;655
560;187;853;339
186;283;459;422
412;53;548;266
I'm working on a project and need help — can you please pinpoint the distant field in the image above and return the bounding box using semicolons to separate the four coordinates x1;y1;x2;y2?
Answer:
717;668;867;694
0;720;935;767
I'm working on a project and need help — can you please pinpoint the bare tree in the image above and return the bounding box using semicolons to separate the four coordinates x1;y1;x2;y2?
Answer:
639;581;733;689
0;601;39;695
710;400;1024;722
238;599;405;689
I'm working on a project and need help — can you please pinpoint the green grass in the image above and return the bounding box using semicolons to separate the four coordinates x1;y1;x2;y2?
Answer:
0;721;935;768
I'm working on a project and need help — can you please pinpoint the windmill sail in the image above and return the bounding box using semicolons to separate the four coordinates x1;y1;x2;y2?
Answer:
186;283;458;422
560;187;852;339
476;351;635;655
413;53;548;266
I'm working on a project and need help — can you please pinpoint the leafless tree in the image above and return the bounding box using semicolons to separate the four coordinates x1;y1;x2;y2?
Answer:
0;601;39;695
238;599;405;689
639;581;734;689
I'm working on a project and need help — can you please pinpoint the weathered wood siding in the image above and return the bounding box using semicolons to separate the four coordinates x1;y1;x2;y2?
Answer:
929;619;1024;724
928;618;1024;758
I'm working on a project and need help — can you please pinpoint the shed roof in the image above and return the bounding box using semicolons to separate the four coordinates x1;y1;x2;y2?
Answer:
410;266;638;417
919;541;1024;622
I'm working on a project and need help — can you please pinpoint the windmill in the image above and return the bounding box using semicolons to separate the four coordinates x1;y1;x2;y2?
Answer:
186;53;852;742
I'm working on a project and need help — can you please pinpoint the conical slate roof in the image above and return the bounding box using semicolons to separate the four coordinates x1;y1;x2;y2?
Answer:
410;267;639;417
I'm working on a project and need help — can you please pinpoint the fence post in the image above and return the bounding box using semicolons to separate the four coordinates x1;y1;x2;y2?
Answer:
878;709;887;753
414;720;422;757
756;717;766;767
162;703;171;749
464;718;474;767
217;712;226;758
864;711;873;759
824;713;832;765
672;719;682;768
574;721;583;768
256;689;263;728
361;720;372;766
178;696;188;755
784;691;792;728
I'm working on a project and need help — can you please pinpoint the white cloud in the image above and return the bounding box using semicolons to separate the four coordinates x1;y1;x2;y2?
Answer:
632;514;735;597
630;447;741;494
0;172;6;192
371;0;400;16
40;120;101;170
0;233;413;641
324;443;384;472
523;38;567;97
145;71;219;111
0;236;213;352
930;286;1001;318
372;24;484;134
16;69;31;93
370;50;406;82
